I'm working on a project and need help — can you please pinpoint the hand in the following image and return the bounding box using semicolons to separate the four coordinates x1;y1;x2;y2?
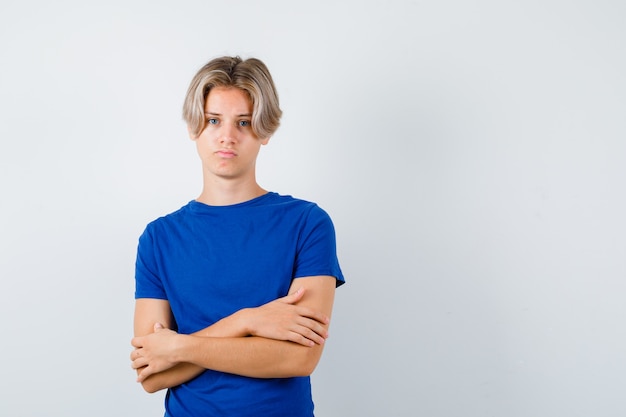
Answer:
244;287;330;347
130;323;182;382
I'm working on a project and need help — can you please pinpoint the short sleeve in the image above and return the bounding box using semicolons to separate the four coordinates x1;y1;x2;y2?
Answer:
134;225;168;300
293;205;345;287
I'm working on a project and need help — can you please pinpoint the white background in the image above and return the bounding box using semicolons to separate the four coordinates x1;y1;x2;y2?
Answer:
1;1;625;416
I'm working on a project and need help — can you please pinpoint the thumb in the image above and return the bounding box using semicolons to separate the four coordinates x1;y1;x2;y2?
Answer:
282;287;305;304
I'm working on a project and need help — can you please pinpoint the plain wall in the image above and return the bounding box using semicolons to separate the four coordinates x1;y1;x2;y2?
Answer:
1;1;624;416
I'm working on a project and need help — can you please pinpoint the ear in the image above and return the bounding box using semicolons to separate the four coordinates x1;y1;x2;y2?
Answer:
259;136;271;146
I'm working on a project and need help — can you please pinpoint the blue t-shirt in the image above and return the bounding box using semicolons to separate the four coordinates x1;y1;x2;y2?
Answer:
135;192;345;417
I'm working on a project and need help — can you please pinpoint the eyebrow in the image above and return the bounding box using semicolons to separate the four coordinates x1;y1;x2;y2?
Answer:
205;112;252;117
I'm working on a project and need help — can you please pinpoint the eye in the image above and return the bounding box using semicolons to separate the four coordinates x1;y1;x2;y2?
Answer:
207;118;219;125
238;120;251;127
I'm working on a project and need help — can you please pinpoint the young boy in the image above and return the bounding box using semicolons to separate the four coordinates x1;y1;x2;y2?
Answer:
130;56;345;416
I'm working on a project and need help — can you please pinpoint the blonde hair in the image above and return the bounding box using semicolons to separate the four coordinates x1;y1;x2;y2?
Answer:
182;56;282;139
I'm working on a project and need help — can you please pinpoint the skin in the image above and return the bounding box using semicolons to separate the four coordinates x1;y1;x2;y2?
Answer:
193;86;270;206
131;86;337;393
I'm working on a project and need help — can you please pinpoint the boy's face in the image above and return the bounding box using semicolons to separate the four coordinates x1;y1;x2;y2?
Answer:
192;86;269;181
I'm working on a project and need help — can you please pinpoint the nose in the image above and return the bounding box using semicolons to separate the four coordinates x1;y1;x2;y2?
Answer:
219;124;237;146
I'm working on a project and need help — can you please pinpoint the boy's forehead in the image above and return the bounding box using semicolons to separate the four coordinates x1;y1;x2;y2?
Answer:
205;87;252;114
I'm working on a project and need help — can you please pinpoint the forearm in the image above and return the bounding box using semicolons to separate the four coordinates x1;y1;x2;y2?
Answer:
175;335;323;378
137;310;250;392
139;362;203;393
133;277;336;384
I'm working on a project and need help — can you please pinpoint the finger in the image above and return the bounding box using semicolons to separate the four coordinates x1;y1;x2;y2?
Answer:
129;349;142;361
288;329;323;347
136;365;154;383
131;336;143;349
288;332;315;347
131;357;149;370
298;317;329;339
297;325;327;345
285;323;327;346
279;287;305;304
295;306;330;325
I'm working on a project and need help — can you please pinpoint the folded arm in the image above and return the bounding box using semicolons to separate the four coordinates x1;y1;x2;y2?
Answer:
132;275;336;392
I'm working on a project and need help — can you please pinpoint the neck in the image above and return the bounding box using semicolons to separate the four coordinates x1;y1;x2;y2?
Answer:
196;176;267;206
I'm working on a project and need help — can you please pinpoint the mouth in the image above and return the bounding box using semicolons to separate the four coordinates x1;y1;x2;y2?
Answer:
215;150;237;159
